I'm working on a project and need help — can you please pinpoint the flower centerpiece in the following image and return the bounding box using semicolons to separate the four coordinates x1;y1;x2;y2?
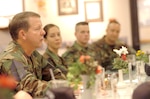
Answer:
0;74;17;99
113;46;129;73
136;50;149;75
136;50;149;63
67;55;102;89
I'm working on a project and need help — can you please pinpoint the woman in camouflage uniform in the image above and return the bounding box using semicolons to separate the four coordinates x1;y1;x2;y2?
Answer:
43;24;68;75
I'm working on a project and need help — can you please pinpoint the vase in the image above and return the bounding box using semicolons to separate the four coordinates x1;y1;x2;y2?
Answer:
136;61;146;75
135;61;145;83
118;69;123;82
128;63;133;83
80;75;95;99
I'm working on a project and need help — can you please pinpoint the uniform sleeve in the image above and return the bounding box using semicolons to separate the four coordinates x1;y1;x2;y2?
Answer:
1;59;51;97
90;43;102;66
62;51;75;67
117;41;136;54
34;51;66;82
128;46;136;54
42;62;66;81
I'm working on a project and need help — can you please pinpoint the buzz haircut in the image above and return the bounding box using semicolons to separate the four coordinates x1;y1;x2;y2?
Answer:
75;21;88;32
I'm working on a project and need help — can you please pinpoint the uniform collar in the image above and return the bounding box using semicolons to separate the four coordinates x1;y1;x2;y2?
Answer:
73;41;89;52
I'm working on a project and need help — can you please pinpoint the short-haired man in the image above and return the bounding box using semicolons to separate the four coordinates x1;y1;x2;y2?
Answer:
62;21;95;66
91;19;136;71
0;11;74;99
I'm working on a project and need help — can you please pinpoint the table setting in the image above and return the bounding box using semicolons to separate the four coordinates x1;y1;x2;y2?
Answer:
64;46;150;99
77;47;150;99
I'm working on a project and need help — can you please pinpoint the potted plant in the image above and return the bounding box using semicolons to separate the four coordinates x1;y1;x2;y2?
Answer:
136;50;149;63
67;55;102;89
0;74;17;99
113;46;129;73
136;50;149;75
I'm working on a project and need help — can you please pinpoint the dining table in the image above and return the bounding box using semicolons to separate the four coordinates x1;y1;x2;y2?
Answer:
76;72;150;99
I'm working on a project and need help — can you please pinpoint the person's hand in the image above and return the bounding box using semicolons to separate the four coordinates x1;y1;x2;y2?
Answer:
14;90;32;99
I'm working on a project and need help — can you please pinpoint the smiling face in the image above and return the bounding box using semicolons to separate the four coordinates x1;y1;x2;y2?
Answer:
23;16;45;49
44;26;62;51
106;22;120;44
75;24;90;46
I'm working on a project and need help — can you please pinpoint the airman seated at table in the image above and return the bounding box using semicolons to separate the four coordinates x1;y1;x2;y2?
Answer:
62;21;95;66
0;11;75;99
91;19;136;71
43;24;68;76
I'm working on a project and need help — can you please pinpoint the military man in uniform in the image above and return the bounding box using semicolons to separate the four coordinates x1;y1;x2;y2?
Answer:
0;11;74;99
62;21;95;66
91;19;136;71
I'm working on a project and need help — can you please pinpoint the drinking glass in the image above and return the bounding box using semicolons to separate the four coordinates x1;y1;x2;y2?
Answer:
111;73;118;93
50;80;68;89
127;54;136;66
127;54;136;80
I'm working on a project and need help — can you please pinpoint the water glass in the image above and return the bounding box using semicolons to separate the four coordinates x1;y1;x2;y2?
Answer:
111;73;118;93
127;54;136;65
50;80;68;89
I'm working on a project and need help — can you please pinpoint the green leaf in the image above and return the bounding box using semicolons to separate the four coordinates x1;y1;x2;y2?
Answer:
113;58;128;73
67;57;98;89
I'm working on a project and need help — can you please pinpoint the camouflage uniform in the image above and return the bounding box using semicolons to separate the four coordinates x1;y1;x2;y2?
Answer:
62;41;95;66
43;48;68;75
0;41;66;98
91;36;136;71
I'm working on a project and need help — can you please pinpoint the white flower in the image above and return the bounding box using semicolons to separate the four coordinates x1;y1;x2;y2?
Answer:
120;46;128;55
113;46;128;56
113;49;122;56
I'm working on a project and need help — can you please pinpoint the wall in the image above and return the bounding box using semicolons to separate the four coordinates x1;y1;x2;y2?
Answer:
0;30;11;52
138;0;150;43
0;0;132;54
0;0;24;52
24;0;132;45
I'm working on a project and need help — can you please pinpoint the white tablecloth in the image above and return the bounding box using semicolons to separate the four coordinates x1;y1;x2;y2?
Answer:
77;75;150;99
